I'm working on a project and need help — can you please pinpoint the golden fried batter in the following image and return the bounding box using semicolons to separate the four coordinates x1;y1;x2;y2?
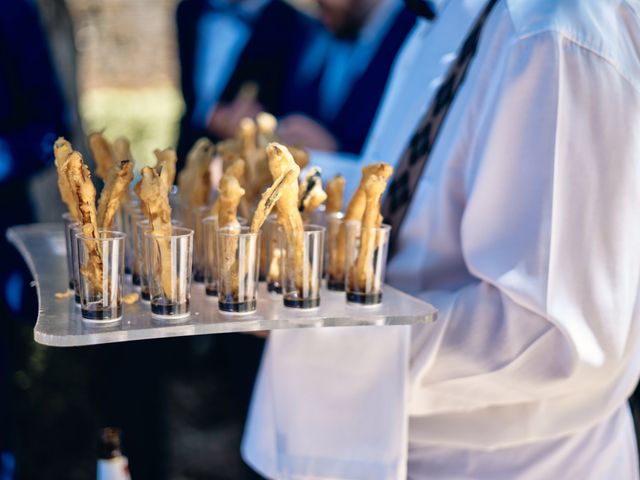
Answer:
325;174;345;214
66;151;102;292
266;143;305;291
97;160;134;228
88;132;116;180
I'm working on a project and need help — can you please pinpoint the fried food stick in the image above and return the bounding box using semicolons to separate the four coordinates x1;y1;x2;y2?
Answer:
287;145;309;170
250;168;298;233
266;143;304;291
218;174;245;230
352;174;390;291
325;174;345;214
177;138;214;208
210;158;246;217
298;167;327;219
332;163;393;282
53;137;80;220
88;132;116;181
113;137;132;162
217;174;247;293
137;167;173;298
256;112;277;148
238;117;258;177
66;151;102;292
97;160;134;229
154;148;177;188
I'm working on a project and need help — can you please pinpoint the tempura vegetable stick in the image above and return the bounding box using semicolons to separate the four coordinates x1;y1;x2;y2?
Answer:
97;159;134;229
333;163;393;282
298;167;327;217
352;174;390;290
88;132;116;181
154;148;177;188
325;175;345;214
66;151;102;292
137;166;173;298
210;158;246;217
53;137;80;220
250;168;298;233
287;145;309;170
218;174;245;230
256;112;277;148
266;143;304;291
218;174;246;292
177;138;214;207
113;137;132;162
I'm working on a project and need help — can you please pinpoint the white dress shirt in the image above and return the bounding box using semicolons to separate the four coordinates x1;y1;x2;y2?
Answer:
242;0;640;478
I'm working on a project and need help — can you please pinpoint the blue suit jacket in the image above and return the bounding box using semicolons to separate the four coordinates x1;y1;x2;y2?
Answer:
176;0;313;164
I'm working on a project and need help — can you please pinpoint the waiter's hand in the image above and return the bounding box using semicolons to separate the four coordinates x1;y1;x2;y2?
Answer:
277;114;338;152
208;98;262;139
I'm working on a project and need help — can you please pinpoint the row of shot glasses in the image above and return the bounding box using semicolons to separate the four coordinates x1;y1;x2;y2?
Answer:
62;200;391;324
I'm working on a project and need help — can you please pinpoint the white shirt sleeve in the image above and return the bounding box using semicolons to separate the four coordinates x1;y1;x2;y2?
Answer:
406;30;640;432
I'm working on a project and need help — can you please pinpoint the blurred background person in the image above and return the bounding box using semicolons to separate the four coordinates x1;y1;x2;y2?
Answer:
175;0;313;162
176;0;415;167
274;0;415;153
0;0;70;476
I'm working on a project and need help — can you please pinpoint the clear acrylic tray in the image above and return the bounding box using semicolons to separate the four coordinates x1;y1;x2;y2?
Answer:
7;224;437;347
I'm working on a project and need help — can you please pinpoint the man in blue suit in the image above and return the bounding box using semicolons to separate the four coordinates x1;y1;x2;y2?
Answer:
176;0;416;165
275;0;416;154
176;0;313;164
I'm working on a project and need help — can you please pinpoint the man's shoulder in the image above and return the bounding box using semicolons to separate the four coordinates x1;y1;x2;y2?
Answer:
504;0;640;82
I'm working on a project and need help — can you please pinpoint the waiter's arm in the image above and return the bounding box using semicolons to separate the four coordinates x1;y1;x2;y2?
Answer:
408;31;640;415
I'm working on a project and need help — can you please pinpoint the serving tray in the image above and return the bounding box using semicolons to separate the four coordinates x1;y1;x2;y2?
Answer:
7;223;437;347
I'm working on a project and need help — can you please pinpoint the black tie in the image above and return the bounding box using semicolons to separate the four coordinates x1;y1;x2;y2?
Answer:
381;0;499;254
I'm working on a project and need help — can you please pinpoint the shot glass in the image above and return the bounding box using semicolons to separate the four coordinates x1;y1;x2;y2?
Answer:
203;215;219;297
76;230;126;322
145;227;193;319
122;202;143;276
62;213;78;291
202;215;247;297
70;224;82;305
344;220;391;305
129;210;146;286
258;214;276;281
136;219;181;302
264;217;284;294
325;212;345;291
280;224;325;309
217;226;260;314
192;205;211;283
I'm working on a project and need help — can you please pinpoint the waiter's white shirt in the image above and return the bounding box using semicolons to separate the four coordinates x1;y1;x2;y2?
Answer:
242;0;640;478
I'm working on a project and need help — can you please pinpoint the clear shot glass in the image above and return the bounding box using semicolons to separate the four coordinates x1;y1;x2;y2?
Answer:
62;213;78;291
192;205;211;283
344;220;391;305
136;219;181;302
264;217;283;294
122;201;143;277
280;224;325;309
325;212;345;291
202;215;248;297
203;215;219;297
217;226;260;314
76;230;126;322
129;210;146;287
70;224;82;305
144;227;193;320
